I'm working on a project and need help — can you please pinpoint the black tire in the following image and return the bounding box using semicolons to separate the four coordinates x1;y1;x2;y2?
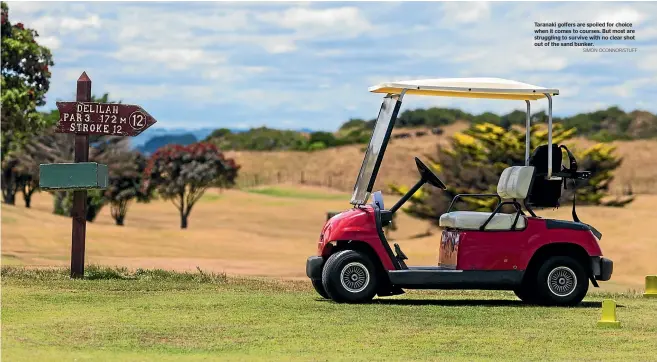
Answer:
513;283;542;304
321;250;378;303
534;256;589;306
311;278;330;299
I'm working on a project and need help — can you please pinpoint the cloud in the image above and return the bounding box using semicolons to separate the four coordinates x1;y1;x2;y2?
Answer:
37;35;61;50
441;2;491;24
102;84;172;102
638;51;657;71
600;77;657;98
111;46;225;70
594;8;645;24
6;1;657;130
258;6;373;38
31;14;101;36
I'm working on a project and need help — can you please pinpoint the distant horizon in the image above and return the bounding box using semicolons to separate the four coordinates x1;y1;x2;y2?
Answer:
127;103;652;134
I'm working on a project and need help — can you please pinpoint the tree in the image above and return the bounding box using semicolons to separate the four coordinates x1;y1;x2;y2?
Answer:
17;129;75;213
14;153;39;207
144;142;240;229
1;158;20;205
308;131;338;147
56;136;130;222
1;2;54;204
96;144;153;226
390;122;632;226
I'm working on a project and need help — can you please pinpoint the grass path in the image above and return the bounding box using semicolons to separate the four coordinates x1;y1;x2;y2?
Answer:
2;267;657;361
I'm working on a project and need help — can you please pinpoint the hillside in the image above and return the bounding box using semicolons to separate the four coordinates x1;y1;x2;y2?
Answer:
136;133;198;155
203;107;657;154
228;122;657;195
2;186;656;292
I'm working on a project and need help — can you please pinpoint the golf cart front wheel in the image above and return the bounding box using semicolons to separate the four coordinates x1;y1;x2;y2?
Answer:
513;285;540;304
311;278;330;299
535;256;589;306
322;250;378;303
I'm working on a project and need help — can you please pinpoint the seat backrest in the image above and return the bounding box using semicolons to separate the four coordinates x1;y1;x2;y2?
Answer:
497;166;535;200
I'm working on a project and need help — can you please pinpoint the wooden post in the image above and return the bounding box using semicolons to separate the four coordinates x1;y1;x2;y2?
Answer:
42;72;157;278
71;72;91;278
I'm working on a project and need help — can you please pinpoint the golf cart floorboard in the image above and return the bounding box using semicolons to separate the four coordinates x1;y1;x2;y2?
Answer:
388;269;523;290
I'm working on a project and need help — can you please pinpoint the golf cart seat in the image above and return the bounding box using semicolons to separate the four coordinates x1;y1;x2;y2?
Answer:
439;211;527;230
439;166;535;231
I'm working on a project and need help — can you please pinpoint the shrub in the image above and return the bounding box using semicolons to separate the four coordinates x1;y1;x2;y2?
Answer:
390;122;633;226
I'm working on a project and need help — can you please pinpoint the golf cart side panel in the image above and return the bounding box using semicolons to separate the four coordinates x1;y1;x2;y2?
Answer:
514;221;604;269
318;206;396;270
447;218;603;272
447;219;545;271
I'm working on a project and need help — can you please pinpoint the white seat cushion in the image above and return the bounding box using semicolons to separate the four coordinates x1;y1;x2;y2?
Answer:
439;211;526;230
497;166;535;199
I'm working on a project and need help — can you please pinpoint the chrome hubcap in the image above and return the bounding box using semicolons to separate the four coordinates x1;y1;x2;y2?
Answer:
340;262;370;293
547;266;577;297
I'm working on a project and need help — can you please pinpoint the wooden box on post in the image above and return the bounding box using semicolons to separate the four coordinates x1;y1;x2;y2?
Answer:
39;162;109;191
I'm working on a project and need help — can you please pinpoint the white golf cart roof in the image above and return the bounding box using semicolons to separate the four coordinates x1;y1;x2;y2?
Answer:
351;77;563;206
368;77;559;101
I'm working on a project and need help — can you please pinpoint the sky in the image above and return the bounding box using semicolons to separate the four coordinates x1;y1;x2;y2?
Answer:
7;1;657;132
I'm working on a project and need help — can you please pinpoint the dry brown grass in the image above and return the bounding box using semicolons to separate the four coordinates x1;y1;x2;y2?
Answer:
2;186;655;292
228;123;657;194
227;122;469;191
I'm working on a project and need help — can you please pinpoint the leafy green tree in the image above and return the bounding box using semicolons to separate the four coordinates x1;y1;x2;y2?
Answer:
308;141;327;151
338;105;656;142
390;122;632;226
86;136;153;225
99;150;152;226
1;2;55;145
1;158;20;205
208;127;309;151
309;131;338;147
12;154;39;208
61;189;106;222
339;118;371;130
205;128;231;140
1;2;54;204
144;143;240;229
472;112;501;125
396;107;474;128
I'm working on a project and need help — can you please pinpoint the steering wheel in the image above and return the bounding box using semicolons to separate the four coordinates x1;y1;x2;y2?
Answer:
414;157;447;190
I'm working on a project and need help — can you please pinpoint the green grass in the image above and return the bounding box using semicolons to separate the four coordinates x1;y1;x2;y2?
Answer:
1;254;22;265
1;215;17;223
2;266;656;361
246;186;347;200
199;193;222;202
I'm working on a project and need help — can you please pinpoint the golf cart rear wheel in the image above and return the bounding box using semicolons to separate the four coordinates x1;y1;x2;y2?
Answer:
535;256;589;306
311;278;330;299
322;250;377;303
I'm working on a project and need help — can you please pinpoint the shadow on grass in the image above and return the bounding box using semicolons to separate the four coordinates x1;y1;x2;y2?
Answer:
317;298;606;308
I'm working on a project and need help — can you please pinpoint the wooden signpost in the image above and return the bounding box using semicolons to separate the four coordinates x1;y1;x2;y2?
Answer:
39;72;157;278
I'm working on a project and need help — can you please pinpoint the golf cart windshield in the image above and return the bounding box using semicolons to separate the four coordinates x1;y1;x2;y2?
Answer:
350;94;401;205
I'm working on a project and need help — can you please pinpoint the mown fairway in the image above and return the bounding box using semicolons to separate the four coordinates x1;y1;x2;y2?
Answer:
2;267;656;361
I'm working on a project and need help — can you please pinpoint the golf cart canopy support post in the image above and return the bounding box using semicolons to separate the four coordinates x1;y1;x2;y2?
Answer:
525;100;531;166
352;78;559;205
546;93;555;179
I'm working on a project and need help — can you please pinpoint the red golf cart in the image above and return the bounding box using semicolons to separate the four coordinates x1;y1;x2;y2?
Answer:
306;78;613;306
